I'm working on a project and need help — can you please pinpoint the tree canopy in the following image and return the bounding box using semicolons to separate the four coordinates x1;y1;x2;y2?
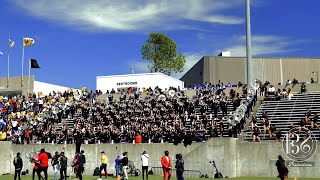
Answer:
141;32;186;76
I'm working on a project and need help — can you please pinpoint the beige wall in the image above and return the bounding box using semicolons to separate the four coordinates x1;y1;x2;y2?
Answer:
198;57;320;86
252;58;281;84
0;76;34;96
282;58;320;84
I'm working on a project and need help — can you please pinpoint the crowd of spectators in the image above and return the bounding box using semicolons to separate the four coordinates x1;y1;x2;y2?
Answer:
0;78;314;144
0;81;255;145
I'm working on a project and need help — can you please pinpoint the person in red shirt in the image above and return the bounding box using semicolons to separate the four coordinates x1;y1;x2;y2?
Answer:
135;132;142;144
38;148;49;180
161;151;172;180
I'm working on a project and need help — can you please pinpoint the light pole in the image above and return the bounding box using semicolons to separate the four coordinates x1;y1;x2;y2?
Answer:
246;0;253;86
313;72;318;83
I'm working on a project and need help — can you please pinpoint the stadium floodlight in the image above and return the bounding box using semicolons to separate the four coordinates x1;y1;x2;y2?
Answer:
246;0;253;86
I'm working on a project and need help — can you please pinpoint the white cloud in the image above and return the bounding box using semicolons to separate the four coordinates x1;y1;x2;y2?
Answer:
11;0;244;31
218;35;301;57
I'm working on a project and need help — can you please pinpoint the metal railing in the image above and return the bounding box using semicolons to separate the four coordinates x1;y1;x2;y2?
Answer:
151;167;202;178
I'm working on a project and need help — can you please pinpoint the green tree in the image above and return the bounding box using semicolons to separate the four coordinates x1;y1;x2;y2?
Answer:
141;32;186;76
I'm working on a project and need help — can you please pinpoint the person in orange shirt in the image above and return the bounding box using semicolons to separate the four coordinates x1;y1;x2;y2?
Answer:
135;132;142;144
161;151;172;180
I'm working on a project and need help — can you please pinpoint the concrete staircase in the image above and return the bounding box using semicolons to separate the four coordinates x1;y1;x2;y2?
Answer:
242;92;320;141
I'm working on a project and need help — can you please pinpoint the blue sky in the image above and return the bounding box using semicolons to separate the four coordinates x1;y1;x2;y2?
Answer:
0;0;319;90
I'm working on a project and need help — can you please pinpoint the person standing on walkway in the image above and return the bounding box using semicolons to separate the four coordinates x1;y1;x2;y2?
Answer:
38;148;49;180
77;150;86;180
141;151;149;180
175;154;184;180
99;151;108;179
275;155;288;180
115;156;121;178
51;151;60;180
13;152;23;180
161;151;172;180
59;152;68;180
120;152;129;180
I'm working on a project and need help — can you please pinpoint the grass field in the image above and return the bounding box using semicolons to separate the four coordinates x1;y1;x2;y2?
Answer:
0;175;317;180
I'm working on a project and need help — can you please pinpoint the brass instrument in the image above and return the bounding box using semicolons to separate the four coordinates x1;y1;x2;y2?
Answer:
175;92;183;99
153;89;160;96
168;90;176;97
158;94;166;101
227;115;236;126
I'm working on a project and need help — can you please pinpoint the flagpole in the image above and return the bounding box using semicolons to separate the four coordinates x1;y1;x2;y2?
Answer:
28;58;31;95
7;40;10;87
21;37;25;87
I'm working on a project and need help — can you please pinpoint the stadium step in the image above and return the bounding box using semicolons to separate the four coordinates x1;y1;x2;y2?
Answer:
243;92;320;141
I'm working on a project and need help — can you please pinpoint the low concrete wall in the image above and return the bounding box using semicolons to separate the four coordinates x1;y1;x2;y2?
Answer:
2;139;320;178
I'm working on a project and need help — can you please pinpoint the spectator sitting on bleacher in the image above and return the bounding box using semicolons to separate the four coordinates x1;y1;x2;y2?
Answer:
252;126;261;142
268;85;275;93
311;78;315;83
269;124;276;139
299;118;309;132
249;114;258;130
268;125;282;142
301;82;307;94
281;88;287;95
263;118;271;135
311;113;319;129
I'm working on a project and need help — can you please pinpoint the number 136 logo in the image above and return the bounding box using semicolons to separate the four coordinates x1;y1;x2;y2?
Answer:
283;128;317;162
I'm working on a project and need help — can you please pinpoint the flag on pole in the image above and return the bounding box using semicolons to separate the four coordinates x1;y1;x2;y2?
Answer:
30;59;40;68
9;39;15;48
0;51;3;55
23;38;35;46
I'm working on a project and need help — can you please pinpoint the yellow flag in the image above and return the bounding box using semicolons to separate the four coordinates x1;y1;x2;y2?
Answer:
23;37;35;46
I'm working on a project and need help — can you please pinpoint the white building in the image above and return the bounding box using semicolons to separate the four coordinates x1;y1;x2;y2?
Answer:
33;81;75;95
96;73;184;93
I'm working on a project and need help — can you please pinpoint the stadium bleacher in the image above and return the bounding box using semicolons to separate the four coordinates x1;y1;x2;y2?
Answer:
243;92;320;141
